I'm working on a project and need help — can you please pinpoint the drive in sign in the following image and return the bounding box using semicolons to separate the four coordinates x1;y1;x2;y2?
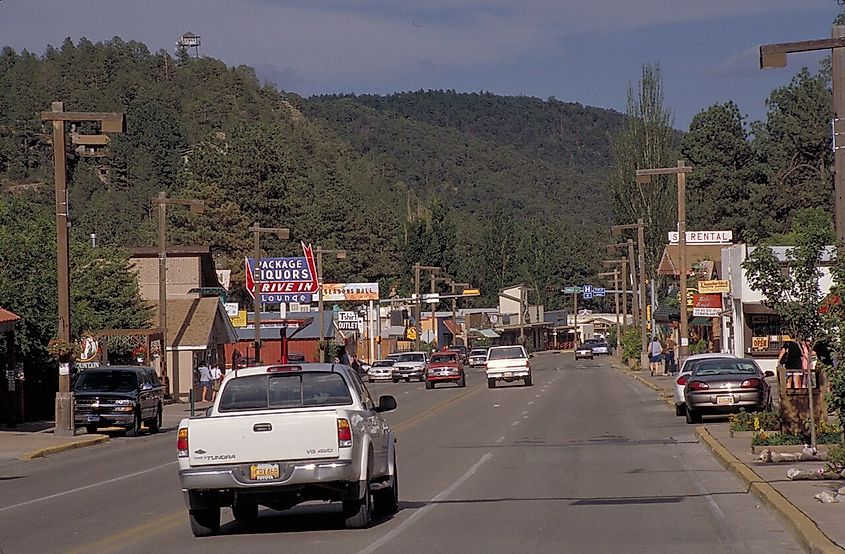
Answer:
245;242;318;303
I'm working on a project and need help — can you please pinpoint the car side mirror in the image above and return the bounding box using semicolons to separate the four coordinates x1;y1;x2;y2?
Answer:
764;370;775;378
375;395;397;413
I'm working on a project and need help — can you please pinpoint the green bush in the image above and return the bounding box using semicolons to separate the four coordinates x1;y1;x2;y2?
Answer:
826;444;845;473
729;410;780;432
752;431;804;446
620;327;641;367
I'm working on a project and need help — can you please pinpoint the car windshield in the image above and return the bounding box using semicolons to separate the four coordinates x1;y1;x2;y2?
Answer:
397;353;425;362
219;372;353;411
488;347;526;360
470;350;487;356
74;370;139;392
373;360;395;367
691;360;759;377
430;354;457;363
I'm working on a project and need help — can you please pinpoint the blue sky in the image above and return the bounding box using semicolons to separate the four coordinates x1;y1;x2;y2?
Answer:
0;0;839;128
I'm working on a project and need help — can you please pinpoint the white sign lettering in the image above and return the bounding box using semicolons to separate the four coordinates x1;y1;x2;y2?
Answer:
668;231;733;244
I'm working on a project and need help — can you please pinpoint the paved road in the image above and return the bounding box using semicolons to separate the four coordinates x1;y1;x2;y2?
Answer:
0;354;801;553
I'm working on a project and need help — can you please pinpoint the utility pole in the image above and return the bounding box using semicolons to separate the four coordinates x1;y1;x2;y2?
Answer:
573;292;578;346
607;242;639;324
413;264;440;350
598;270;621;353
40;103;123;437
760;27;845;241
637;218;647;369
154;192;204;401
316;246;347;362
637;162;693;362
612;222;648;369
249;223;290;365
449;281;470;346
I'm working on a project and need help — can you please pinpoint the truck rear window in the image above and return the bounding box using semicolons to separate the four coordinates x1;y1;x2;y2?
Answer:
218;373;353;412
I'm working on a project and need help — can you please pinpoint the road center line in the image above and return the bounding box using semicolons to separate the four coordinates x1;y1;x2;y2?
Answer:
0;461;177;513
358;452;492;554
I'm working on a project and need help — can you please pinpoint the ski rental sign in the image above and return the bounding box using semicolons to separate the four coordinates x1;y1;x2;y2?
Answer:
245;242;318;303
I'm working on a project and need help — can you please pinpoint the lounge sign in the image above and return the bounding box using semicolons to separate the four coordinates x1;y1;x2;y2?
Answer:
245;242;318;303
668;230;733;244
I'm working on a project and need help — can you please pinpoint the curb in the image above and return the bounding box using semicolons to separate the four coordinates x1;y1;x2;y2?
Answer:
614;364;676;408
696;426;843;554
19;434;110;460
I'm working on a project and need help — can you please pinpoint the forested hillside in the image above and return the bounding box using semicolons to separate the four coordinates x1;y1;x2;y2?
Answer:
0;37;621;329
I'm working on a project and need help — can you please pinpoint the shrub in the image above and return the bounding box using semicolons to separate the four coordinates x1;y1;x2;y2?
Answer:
729;410;780;432
620;327;641;367
752;431;803;446
826;444;845;473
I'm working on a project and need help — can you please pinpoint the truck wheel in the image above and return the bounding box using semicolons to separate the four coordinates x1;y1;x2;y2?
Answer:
85;424;98;435
392;378;399;383
425;381;433;390
232;502;258;523
374;452;399;516
343;473;373;529
457;375;466;388
147;405;162;434
127;409;142;437
487;378;496;389
524;375;532;387
189;507;220;537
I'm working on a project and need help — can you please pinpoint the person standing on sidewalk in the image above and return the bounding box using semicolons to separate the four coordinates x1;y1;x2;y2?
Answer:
197;360;213;402
664;336;677;374
210;364;223;401
648;336;663;376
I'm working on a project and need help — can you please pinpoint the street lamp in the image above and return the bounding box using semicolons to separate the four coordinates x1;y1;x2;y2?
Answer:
155;192;204;401
611;220;648;369
316;247;348;362
636;161;693;362
249;223;290;365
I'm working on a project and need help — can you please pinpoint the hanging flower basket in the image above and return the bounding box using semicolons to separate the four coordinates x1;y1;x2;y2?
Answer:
47;339;81;360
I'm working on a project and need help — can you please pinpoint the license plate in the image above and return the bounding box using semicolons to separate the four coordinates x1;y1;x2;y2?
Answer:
87;415;100;422
504;372;513;378
249;463;280;481
716;395;734;405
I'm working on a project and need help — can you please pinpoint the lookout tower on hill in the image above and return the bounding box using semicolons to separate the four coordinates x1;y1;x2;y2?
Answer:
177;32;201;58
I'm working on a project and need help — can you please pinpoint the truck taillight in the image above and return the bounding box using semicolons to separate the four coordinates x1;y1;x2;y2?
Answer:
177;428;189;457
337;418;353;448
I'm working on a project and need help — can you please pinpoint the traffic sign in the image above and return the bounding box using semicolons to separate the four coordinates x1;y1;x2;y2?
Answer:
594;287;606;297
582;285;594;300
563;286;582;294
462;289;481;297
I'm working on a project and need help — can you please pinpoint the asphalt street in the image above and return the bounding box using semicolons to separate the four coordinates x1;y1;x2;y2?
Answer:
0;353;802;553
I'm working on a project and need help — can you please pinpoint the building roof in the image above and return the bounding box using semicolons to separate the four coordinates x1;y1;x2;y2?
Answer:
0;307;20;333
658;244;726;276
150;297;236;348
130;246;221;290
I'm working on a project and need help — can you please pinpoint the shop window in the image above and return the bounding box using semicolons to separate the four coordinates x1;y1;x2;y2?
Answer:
748;314;787;354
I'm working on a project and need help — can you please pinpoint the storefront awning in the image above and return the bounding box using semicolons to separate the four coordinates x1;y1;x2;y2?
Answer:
689;317;712;326
472;328;500;339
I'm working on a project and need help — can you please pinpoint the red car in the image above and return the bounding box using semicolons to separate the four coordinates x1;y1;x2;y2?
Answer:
425;352;466;389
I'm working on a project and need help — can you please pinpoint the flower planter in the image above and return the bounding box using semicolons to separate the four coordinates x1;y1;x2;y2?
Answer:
729;430;755;440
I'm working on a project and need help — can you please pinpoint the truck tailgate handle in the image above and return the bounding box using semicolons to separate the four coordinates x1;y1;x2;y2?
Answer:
253;423;273;432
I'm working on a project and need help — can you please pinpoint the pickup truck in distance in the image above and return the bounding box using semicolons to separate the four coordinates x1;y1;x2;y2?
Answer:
485;345;532;388
177;363;399;536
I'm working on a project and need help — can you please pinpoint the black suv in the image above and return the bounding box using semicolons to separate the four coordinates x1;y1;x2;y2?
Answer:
73;365;164;436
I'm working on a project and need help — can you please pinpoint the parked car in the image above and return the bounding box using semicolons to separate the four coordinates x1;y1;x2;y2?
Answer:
425;352;466;389
177;363;398;536
386;352;403;363
485;345;532;388
392;351;428;382
574;343;594;360
73;365;164;436
587;339;610;356
683;358;774;424
367;360;396;382
468;348;489;367
673;353;737;416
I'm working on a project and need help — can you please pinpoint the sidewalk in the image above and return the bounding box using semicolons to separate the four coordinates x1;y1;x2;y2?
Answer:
612;357;845;553
0;399;214;463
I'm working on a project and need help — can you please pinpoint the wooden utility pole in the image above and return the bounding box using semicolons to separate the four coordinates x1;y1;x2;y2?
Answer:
760;27;845;241
637;218;647;369
636;161;693;362
249;223;290;365
40;103;123;436
154;192;204;401
316;247;347;362
598;270;621;353
413;264;440;350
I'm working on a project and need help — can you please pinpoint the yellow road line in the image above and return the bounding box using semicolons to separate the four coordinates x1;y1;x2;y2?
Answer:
393;386;480;433
65;510;185;554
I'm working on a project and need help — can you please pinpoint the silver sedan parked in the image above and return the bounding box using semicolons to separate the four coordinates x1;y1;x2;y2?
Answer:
673;353;737;416
683;358;774;424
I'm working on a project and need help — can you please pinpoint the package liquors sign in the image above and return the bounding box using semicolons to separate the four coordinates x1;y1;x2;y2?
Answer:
245;242;318;303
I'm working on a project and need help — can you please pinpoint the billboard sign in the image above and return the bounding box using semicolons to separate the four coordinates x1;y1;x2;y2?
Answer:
322;283;380;302
668;230;733;244
245;242;318;303
698;280;730;294
692;293;722;317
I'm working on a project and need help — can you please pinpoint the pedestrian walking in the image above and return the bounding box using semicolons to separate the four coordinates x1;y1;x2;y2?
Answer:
210;364;223;401
648;336;663;376
197;360;213;402
664;336;677;374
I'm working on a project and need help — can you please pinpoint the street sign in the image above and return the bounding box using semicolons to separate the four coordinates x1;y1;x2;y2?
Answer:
337;311;360;331
563;286;581;294
245;242;318;303
582;285;594;300
594;287;606;297
462;289;480;296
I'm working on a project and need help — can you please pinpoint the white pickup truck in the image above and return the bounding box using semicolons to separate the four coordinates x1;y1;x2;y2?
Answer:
485;345;532;388
177;363;398;536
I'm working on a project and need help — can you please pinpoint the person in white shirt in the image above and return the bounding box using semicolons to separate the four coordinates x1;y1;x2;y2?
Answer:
210;364;223;401
648;337;663;376
197;361;213;401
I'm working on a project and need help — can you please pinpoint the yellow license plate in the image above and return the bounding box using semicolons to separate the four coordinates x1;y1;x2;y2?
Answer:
716;395;733;405
249;463;280;480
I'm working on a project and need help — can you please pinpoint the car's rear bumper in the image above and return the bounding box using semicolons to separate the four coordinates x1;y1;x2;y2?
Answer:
687;391;765;412
427;375;461;382
179;459;355;492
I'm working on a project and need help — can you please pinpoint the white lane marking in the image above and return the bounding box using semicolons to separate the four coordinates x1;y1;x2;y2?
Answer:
495;436;505;444
522;416;528;419
511;421;520;426
535;394;541;398
528;401;534;405
493;404;500;408
521;410;528;415
0;461;177;513
358;453;492;554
